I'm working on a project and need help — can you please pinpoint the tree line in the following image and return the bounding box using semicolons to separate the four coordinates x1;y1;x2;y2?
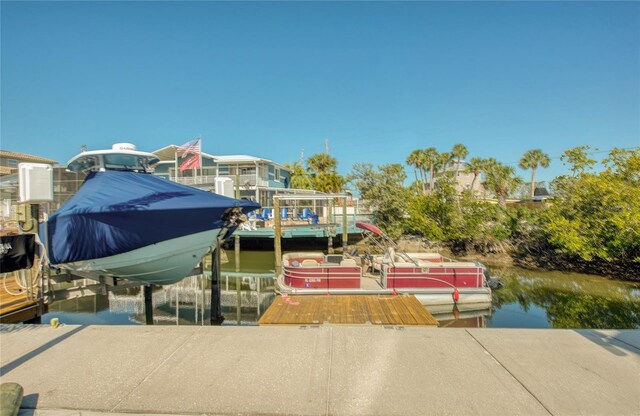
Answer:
285;145;639;279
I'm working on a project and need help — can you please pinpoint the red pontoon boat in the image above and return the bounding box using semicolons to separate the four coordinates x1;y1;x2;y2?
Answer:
276;222;493;310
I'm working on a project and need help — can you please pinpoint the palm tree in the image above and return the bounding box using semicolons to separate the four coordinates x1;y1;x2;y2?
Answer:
307;153;337;174
284;162;313;190
519;149;551;198
483;162;522;207
306;153;344;193
436;152;453;177
451;143;469;175
464;157;486;193
423;147;438;193
406;149;424;190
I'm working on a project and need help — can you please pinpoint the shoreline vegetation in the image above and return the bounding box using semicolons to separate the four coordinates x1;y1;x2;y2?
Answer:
288;145;639;282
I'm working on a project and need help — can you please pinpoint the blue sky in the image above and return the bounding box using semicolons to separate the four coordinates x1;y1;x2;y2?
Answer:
2;1;639;184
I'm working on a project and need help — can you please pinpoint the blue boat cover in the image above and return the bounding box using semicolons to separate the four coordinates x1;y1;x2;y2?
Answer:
44;171;260;265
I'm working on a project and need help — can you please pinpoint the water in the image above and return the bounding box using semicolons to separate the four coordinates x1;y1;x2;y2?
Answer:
42;250;640;329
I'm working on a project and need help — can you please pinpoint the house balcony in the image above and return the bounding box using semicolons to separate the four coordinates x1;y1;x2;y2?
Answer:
173;174;269;188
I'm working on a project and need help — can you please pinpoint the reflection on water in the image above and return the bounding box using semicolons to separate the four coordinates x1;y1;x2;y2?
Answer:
46;274;276;326
43;251;640;329
488;267;640;329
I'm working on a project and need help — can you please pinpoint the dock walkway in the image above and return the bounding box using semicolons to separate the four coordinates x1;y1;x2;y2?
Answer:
259;295;438;326
1;325;638;415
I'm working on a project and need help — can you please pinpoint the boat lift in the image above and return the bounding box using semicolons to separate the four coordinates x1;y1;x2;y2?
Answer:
272;194;349;276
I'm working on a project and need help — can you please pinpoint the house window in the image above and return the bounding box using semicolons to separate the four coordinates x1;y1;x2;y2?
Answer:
275;169;281;181
7;159;18;167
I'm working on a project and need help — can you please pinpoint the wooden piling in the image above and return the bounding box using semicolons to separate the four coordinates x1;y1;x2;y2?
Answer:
342;196;348;252
210;238;224;325
236;276;241;324
328;199;334;254
273;197;282;276
143;284;153;325
234;234;240;271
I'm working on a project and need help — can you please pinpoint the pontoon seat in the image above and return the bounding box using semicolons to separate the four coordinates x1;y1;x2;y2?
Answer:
340;258;358;267
301;259;319;267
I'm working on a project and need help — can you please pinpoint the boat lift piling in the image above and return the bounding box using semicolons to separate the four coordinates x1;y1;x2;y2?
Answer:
273;197;282;276
210;237;224;325
235;234;242;324
143;284;154;325
273;194;349;276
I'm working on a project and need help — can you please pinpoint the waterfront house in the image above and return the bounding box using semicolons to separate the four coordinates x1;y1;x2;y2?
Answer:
0;151;59;219
151;145;291;207
0;150;57;177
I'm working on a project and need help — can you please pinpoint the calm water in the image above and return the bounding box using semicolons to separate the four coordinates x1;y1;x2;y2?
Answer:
43;250;640;329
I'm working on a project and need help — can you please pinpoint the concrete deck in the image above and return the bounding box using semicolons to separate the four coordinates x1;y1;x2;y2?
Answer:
1;324;638;416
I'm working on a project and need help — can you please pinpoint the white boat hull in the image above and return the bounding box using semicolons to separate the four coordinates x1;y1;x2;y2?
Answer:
55;229;221;285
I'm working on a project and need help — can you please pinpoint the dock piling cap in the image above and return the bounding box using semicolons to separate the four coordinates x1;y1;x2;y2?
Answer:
0;383;24;416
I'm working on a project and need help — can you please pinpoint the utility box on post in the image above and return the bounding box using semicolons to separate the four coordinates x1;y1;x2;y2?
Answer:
214;177;234;198
18;163;54;203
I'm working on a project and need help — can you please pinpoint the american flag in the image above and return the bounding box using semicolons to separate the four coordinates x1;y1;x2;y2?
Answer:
179;154;200;172
179;138;201;157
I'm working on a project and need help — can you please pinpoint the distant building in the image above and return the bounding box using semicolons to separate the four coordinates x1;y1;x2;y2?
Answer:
0;150;86;216
151;145;291;207
0;145;293;219
0;150;57;176
436;162;485;196
0;151;59;219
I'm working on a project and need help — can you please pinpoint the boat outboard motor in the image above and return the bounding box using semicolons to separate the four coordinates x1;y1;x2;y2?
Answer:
474;261;505;290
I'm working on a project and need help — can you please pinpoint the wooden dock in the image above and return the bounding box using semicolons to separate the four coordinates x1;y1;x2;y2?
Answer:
258;294;438;326
0;271;45;323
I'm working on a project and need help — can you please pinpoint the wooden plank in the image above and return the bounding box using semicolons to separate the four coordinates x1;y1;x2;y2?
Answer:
384;297;400;324
404;296;438;326
393;296;419;325
259;295;437;326
312;295;327;325
364;295;386;325
353;295;369;324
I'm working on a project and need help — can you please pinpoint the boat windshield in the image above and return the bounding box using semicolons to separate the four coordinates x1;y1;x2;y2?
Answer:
103;154;150;171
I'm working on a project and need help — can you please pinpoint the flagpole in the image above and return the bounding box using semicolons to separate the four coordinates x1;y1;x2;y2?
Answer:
174;146;178;182
198;134;203;183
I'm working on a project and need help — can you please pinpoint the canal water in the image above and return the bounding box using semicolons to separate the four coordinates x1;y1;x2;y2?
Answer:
43;250;640;329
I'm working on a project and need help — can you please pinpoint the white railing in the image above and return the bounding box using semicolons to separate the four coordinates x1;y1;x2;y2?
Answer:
173;175;217;185
173;175;269;188
217;174;269;188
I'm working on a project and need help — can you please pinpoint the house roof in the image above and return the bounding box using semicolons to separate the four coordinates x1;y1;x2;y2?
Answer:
0;150;57;165
152;145;216;161
152;145;289;171
215;155;288;170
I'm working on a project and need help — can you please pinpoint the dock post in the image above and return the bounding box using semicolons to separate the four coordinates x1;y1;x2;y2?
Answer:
210;237;225;325
236;276;242;324
235;234;240;271
143;284;154;325
342;196;348;252
328;199;334;254
274;197;282;276
235;234;241;324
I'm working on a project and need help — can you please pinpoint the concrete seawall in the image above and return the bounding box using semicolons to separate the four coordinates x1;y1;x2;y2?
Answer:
1;325;638;415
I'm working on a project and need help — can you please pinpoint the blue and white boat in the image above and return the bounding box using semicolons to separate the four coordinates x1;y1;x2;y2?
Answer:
44;143;260;285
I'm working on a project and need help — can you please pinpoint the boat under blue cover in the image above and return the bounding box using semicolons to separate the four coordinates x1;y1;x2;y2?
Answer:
45;170;260;265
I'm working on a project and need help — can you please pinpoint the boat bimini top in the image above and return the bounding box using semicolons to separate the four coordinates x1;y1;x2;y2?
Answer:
67;143;161;173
